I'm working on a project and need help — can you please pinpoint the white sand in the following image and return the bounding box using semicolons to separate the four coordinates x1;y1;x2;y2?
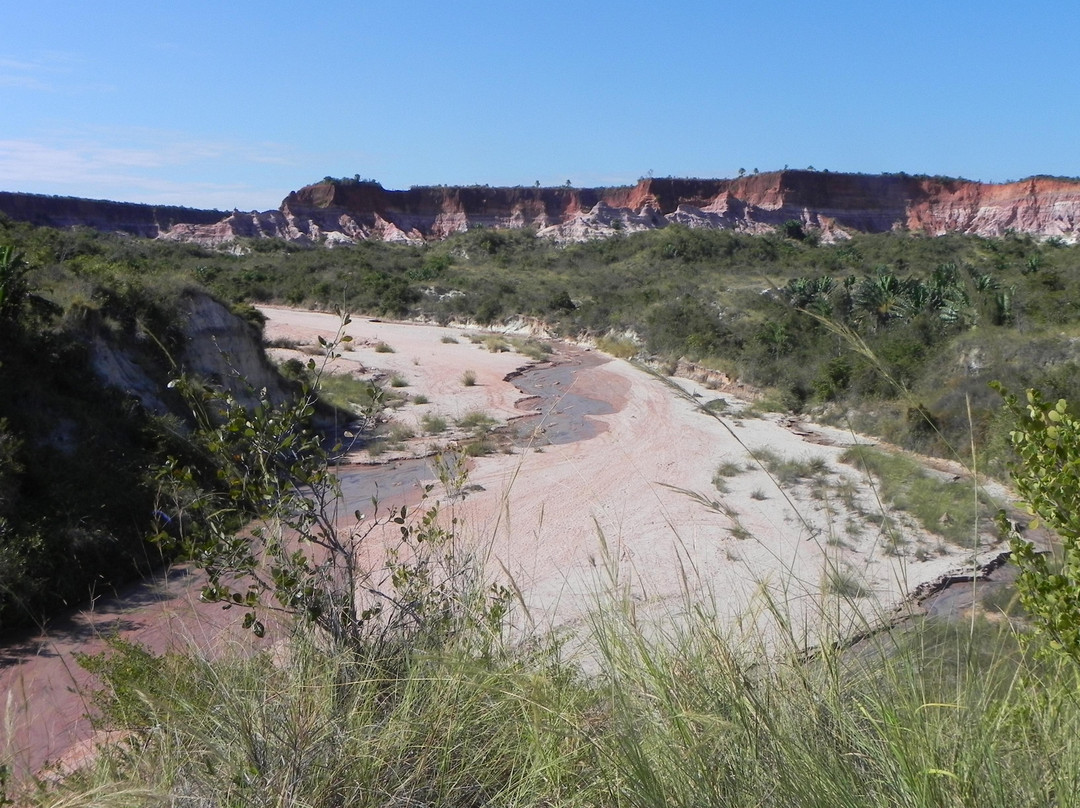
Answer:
261;307;1009;641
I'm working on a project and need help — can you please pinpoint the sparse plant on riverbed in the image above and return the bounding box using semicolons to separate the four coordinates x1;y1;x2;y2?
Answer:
841;444;998;548
420;413;447;435
509;337;551;361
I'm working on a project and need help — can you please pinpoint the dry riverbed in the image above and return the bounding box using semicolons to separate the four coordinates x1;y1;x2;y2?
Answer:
259;308;1009;636
1;306;1010;778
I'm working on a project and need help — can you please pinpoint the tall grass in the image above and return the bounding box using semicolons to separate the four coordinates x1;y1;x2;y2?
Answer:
23;586;1080;807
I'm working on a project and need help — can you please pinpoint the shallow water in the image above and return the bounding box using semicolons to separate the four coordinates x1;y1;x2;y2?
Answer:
335;347;614;509
336;457;435;511
509;351;614;446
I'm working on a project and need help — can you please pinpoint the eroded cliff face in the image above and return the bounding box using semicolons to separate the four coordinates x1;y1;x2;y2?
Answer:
88;290;290;416
170;172;1080;246
6;172;1080;246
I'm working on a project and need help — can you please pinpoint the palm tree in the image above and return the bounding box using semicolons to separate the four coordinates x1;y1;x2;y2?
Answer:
855;269;905;328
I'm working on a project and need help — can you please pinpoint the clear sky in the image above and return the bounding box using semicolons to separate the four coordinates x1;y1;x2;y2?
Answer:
2;1;1075;211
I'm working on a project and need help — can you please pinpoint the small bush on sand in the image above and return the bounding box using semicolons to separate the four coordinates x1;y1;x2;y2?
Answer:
595;335;638;359
421;414;447;435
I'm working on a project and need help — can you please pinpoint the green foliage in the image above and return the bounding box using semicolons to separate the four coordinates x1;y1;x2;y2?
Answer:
456;410;496;434
0;246;30;321
0;241;196;629
995;386;1080;661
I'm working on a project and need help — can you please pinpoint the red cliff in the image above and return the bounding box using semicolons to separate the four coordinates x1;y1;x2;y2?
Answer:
249;172;1080;245
5;171;1080;246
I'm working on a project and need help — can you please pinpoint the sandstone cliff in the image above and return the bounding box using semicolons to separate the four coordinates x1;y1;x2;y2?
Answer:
5;171;1080;246
86;290;290;416
164;172;1080;246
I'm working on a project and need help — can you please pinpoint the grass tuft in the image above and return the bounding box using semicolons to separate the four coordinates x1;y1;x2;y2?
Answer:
840;444;998;548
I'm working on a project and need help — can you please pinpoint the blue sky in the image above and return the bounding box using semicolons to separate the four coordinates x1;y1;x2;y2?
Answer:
2;1;1075;210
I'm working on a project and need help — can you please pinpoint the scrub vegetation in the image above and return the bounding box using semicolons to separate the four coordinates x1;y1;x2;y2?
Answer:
102;221;1080;473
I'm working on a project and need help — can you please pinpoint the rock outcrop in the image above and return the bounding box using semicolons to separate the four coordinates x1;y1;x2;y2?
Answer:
87;291;290;416
6;171;1080;246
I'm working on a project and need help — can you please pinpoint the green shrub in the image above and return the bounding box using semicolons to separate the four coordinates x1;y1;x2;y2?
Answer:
995;387;1080;661
457;410;496;434
420;414;447;435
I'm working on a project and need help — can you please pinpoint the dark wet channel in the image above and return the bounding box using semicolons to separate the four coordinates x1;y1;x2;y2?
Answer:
335;348;614;509
509;350;614;446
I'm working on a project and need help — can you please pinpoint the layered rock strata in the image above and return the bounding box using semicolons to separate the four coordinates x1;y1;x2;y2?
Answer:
5;171;1080;246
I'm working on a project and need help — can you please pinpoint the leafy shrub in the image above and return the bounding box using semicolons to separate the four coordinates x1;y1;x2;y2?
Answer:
995;386;1080;661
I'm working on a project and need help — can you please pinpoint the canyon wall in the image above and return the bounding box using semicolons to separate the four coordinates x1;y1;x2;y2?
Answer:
5;171;1080;246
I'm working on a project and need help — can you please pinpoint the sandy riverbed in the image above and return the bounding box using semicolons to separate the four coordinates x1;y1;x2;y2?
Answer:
260;307;1008;639
1;306;1009;777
